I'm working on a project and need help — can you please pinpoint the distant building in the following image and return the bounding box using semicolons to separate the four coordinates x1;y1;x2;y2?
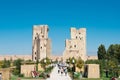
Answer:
32;25;51;62
0;55;31;61
63;27;87;61
50;55;63;61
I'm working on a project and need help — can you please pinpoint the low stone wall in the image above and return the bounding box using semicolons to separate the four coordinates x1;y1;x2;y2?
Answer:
87;64;100;78
21;64;36;77
0;68;11;80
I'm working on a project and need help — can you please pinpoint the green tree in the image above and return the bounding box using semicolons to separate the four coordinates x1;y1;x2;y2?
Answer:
107;44;115;59
85;60;100;64
69;57;76;64
0;61;3;68
40;57;51;71
107;44;120;63
108;59;118;69
2;58;10;68
97;44;120;77
108;58;119;77
76;57;84;72
13;59;23;75
97;44;106;60
105;44;120;77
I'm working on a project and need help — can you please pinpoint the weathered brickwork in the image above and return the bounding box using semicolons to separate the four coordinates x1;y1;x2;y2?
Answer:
63;27;87;61
32;25;51;62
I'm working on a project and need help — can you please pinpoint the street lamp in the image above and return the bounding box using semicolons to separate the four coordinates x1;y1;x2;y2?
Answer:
44;58;46;62
72;59;75;79
67;59;70;66
44;59;46;72
72;59;75;64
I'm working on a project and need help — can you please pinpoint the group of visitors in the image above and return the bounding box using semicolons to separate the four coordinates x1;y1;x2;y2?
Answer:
57;63;68;76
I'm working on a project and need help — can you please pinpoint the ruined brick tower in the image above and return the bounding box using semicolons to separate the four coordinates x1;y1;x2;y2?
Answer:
32;25;51;62
63;27;86;61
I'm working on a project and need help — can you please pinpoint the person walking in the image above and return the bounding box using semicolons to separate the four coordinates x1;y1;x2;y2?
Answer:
65;67;68;76
58;69;60;74
61;67;63;75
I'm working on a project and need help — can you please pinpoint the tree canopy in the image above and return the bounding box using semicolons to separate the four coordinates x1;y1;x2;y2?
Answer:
107;44;120;63
97;44;120;77
97;44;106;60
76;57;84;71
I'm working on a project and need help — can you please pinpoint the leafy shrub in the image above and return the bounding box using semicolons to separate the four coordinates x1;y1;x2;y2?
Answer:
45;66;53;73
39;72;44;78
12;69;19;75
19;74;24;77
74;72;80;79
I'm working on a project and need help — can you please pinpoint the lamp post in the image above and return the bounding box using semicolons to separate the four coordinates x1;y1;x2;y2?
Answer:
67;59;70;66
72;59;75;79
44;59;46;72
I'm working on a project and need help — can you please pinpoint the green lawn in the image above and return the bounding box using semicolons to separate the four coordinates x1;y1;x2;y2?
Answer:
11;75;44;80
11;74;120;80
81;78;109;80
10;74;18;80
78;78;120;80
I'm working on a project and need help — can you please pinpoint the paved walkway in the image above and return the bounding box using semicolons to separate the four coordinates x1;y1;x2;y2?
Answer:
46;65;72;80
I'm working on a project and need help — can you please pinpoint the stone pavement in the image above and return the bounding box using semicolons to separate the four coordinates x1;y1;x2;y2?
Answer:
46;65;72;80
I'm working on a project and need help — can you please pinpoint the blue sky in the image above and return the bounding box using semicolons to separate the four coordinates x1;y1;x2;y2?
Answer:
0;0;120;55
